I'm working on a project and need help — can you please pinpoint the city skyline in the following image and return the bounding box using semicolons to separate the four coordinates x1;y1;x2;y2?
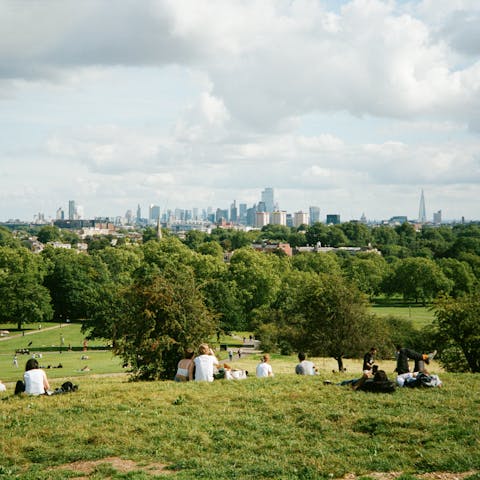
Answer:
0;1;479;222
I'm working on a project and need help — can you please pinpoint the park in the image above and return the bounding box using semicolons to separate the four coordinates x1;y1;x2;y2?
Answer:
1;223;480;478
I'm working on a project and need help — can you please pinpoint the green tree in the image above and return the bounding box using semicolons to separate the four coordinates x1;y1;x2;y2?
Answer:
37;225;61;244
434;290;480;372
0;246;53;329
437;258;476;297
228;248;283;326
383;257;452;303
257;271;383;371
291;252;342;276
42;246;109;322
112;265;216;380
0;226;21;248
343;253;388;298
339;221;371;247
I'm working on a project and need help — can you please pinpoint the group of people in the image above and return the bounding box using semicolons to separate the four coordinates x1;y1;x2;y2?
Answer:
174;343;222;382
341;345;442;392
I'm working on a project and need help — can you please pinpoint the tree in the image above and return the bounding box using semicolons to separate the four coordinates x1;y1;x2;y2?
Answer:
383;257;452;303
291;252;342;276
42;246;109;322
437;258;476;297
228;248;283;326
0;246;53;329
343;253;388;298
339;221;371;247
256;271;383;371
112;265;216;380
434;290;480;372
36;225;61;244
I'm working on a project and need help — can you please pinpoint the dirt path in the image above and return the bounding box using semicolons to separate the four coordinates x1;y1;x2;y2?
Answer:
0;324;64;342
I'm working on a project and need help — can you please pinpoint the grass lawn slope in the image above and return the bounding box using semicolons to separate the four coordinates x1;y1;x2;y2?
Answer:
1;368;479;480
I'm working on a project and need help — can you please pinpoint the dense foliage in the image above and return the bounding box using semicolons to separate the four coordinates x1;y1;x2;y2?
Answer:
1;221;479;374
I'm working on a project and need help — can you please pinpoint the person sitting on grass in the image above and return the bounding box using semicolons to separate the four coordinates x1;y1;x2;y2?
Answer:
295;352;317;375
256;354;274;378
174;348;195;382
194;344;219;382
15;358;51;395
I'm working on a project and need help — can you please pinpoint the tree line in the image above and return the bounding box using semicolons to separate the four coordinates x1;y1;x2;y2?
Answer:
0;221;479;377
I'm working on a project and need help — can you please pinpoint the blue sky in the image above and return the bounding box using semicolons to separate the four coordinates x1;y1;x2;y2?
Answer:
0;0;479;222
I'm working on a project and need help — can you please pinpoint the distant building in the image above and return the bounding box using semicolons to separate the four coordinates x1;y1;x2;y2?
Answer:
309;206;320;225
261;187;274;213
230;200;238;223
326;214;340;225
388;216;408;225
418;189;427;224
433;210;442;225
293;211;309;228
149;204;160;224
256;211;269;227
252;242;292;257
56;207;64;220
271;210;287;226
68;200;76;220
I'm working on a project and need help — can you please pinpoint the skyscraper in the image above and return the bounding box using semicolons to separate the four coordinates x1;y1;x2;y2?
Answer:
418;189;427;224
309;206;320;225
261;187;274;213
68;200;76;220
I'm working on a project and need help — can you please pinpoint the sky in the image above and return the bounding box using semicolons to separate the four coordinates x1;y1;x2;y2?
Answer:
0;0;479;223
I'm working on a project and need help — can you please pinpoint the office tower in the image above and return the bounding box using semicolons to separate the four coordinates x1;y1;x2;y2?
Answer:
326;214;341;225
68;200;76;220
309;206;320;225
76;205;84;219
239;203;247;224
56;207;64;220
271;210;287;226
216;208;229;223
261;187;274;213
433;210;442;225
125;209;133;225
193;208;199;221
418;189;427;224
257;201;267;213
136;204;141;222
230;200;238;223
293;211;309;228
256;211;269;227
149;204;160;223
246;206;257;226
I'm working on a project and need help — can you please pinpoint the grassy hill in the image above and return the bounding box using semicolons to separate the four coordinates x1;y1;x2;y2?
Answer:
1;354;479;480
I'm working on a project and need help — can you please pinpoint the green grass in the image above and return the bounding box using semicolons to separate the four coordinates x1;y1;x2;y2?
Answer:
0;368;478;480
370;298;435;329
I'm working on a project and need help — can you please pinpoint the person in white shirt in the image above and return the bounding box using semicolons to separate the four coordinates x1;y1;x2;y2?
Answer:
194;344;219;382
256;354;274;378
23;358;50;395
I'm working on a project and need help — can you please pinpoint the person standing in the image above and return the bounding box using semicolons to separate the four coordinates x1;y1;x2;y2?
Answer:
194;344;219;382
256;354;274;378
13;354;18;368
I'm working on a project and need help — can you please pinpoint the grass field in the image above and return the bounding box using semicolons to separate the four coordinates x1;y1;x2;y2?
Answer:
0;364;478;480
1;316;477;480
370;299;435;329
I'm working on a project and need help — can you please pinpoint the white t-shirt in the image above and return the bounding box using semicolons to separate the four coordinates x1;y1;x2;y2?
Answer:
24;369;48;395
194;355;219;382
256;362;273;378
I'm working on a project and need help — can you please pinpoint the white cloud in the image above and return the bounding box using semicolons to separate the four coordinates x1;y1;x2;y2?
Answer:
0;0;479;221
